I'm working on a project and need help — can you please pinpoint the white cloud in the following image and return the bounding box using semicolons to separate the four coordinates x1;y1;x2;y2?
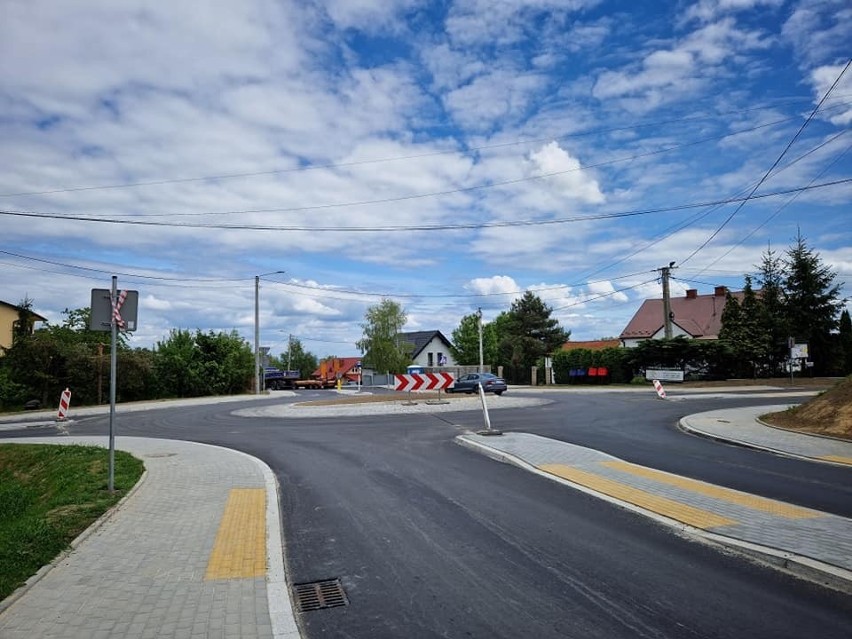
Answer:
810;64;852;126
684;0;784;23
781;0;852;68
526;142;605;203
465;275;520;297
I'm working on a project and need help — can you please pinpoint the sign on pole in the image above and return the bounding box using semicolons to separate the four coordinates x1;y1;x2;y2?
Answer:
393;372;455;392
90;288;139;332
90;278;141;492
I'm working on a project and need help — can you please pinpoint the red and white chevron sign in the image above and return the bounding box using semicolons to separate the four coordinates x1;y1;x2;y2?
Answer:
394;372;455;392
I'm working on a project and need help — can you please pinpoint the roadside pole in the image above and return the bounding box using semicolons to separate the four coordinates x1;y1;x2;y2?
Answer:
90;279;138;494
476;383;502;436
108;275;118;492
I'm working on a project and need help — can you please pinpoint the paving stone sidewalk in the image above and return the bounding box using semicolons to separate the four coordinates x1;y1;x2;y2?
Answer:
457;430;852;589
0;437;299;639
680;405;852;465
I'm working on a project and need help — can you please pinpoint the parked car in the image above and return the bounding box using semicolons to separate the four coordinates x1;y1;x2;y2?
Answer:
447;372;507;395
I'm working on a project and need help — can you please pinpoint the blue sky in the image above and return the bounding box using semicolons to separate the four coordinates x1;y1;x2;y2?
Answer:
1;0;850;359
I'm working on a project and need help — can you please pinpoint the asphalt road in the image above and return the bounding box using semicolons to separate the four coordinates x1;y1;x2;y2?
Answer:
4;390;852;638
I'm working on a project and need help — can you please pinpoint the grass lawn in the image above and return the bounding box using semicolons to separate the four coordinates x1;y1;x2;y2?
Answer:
0;444;144;602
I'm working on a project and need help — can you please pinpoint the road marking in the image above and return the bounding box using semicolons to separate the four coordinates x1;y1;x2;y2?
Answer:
601;461;822;520
818;455;852;466
205;488;267;580
538;464;736;529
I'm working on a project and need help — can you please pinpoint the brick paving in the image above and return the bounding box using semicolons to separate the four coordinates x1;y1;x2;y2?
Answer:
0;437;299;639
458;426;852;584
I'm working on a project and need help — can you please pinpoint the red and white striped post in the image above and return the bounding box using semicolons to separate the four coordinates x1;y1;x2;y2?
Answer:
652;379;667;399
57;387;72;420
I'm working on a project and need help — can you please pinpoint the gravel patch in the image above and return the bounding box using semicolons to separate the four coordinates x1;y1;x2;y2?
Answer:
233;394;550;418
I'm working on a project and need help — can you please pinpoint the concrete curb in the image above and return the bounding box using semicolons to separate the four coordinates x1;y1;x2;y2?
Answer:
455;433;852;594
678;416;852;468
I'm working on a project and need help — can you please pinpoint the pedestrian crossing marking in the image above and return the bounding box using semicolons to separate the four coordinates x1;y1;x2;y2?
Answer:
538;464;736;529
601;461;822;520
205;488;267;580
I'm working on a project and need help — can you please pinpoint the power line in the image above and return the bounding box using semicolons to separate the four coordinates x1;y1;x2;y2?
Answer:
265;270;652;301
7;113;812;220
0;250;251;283
3;100;841;199
679;59;851;267
692;135;852;277
551;278;659;312
580;128;851;282
3;178;848;232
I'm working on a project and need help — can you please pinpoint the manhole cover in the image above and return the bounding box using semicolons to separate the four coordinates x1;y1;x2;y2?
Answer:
293;578;348;612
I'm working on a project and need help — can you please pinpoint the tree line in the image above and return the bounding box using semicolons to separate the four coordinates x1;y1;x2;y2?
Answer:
358;234;849;383
2;233;847;410
0;301;328;411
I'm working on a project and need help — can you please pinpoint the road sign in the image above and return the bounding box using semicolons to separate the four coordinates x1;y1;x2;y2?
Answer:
90;288;139;331
393;372;454;392
652;379;667;399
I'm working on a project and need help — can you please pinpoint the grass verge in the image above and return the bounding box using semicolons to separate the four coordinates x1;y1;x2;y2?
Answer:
0;444;144;602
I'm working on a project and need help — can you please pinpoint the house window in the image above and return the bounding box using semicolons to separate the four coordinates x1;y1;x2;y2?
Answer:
427;352;434;366
437;352;444;366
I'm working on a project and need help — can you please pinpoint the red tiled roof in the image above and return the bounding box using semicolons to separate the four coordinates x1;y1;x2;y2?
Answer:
619;289;745;340
561;339;621;351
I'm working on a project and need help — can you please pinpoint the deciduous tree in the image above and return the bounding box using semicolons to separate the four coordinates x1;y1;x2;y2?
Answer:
356;299;410;373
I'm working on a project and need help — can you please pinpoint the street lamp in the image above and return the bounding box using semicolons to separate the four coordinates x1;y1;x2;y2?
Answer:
255;271;286;395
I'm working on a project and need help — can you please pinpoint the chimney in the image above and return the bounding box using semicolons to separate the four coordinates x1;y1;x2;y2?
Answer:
714;286;727;297
686;289;698;299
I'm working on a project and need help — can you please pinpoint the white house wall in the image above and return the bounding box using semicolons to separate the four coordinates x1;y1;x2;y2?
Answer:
411;336;456;367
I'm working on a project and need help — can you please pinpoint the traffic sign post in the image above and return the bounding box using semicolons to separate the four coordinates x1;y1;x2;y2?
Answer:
90;277;140;493
393;372;455;392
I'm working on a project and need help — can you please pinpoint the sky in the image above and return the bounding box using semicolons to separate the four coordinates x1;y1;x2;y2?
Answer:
1;0;850;360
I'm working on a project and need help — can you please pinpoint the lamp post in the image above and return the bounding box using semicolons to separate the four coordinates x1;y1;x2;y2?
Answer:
255;271;286;395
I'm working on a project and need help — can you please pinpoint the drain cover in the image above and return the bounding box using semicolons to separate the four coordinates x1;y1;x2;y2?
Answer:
293;578;348;612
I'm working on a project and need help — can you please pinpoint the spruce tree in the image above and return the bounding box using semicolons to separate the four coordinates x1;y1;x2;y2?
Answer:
839;309;852;375
783;231;843;376
500;292;569;383
755;245;788;374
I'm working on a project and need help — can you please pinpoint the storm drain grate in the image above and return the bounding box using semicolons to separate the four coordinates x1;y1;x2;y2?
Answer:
293;578;348;612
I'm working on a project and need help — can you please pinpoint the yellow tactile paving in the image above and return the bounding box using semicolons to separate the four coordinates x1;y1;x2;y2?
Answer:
601;461;822;520
818;455;852;466
538;464;736;529
205;488;267;580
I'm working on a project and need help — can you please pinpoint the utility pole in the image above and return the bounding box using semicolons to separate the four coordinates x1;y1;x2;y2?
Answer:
288;333;292;371
477;307;484;373
660;262;675;339
254;275;260;395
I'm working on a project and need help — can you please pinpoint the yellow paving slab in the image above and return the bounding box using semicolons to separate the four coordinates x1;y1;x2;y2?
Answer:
538;464;736;529
601;461;822;520
818;455;852;466
205;488;267;580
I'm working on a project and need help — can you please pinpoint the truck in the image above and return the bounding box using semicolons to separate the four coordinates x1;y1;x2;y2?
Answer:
263;367;337;390
263;368;300;390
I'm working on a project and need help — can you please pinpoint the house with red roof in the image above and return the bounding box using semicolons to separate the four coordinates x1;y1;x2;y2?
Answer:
619;286;745;348
561;339;621;351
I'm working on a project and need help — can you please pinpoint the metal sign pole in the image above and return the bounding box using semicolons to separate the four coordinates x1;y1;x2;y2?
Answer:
109;275;118;492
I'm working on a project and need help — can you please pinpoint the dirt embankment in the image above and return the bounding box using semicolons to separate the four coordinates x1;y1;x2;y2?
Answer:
762;376;852;441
